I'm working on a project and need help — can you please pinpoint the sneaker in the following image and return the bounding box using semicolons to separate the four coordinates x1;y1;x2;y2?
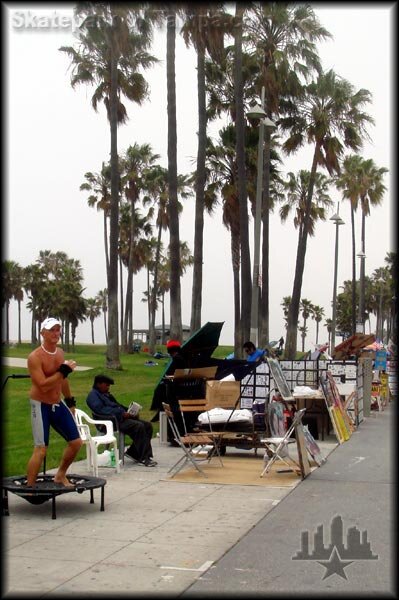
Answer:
138;458;157;467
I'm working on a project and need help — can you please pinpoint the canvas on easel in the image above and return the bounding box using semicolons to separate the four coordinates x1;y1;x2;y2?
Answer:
320;373;352;443
343;391;357;430
326;372;353;435
302;425;326;466
294;422;311;478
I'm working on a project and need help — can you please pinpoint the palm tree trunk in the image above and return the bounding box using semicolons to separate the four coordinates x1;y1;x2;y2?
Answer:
190;48;206;335
17;300;22;344
360;209;366;327
161;294;166;344
231;230;241;357
166;9;182;341
350;206;357;335
123;195;136;352
119;256;124;348
31;311;36;345
149;223;163;353
106;40;121;368
103;211;110;284
5;302;10;344
234;5;251;352
285;146;320;358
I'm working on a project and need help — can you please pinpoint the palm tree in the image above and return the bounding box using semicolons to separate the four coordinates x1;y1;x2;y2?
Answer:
280;169;332;352
245;2;331;348
96;288;108;344
23;263;44;344
356;159;388;325
384;251;397;343
86;297;102;344
335;155;388;334
298;324;308;354
324;317;332;348
334;154;363;335
371;267;391;342
312;305;325;345
336;280;356;339
279;69;373;358
118;201;153;349
204;128;241;354
181;5;228;335
60;4;157;368
143;165;192;353
280;170;333;233
2;261;23;344
120;143;159;349
80;163;112;281
299;298;313;353
281;296;292;330
205;121;273;355
234;4;252;350
165;6;183;341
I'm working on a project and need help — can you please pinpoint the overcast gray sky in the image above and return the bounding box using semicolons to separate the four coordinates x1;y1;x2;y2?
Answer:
5;3;394;347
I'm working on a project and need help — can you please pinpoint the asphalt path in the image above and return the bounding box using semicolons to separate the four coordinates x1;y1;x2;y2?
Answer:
183;402;396;596
2;357;92;371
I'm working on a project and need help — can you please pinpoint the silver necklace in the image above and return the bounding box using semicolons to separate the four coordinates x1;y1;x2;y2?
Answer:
41;344;57;356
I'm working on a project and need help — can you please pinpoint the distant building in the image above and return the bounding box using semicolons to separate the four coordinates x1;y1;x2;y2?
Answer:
131;325;191;345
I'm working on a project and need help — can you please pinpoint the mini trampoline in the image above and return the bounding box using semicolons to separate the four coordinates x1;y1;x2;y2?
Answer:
2;474;106;519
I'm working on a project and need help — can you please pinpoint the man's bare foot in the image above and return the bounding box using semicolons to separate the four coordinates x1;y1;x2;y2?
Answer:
53;476;75;487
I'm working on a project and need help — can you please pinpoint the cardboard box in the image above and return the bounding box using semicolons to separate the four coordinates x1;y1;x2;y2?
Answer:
206;380;241;409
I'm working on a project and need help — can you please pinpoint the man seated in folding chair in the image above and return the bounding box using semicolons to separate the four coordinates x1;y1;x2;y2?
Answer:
260;408;307;478
86;375;157;467
162;402;223;478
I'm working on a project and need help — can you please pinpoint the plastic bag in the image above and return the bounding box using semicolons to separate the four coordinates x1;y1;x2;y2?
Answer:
97;449;112;467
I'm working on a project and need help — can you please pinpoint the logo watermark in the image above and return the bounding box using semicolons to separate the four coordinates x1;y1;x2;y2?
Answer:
293;515;378;580
11;9;237;33
12;10;87;32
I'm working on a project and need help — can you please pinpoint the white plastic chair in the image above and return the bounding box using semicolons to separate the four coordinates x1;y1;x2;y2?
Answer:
74;408;120;477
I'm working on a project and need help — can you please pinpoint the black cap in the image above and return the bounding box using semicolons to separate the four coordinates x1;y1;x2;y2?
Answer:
94;374;115;386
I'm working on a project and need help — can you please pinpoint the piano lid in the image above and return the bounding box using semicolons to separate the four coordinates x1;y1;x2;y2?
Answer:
180;321;224;361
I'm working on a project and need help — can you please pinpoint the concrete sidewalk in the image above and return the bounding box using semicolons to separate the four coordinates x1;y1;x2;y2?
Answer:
2;435;334;596
2;406;393;597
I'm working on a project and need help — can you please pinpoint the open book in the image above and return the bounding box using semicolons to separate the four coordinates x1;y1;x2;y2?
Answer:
127;401;142;417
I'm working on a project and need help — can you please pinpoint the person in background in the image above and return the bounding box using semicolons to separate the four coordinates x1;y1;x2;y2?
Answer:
86;374;157;467
26;317;82;487
166;339;186;371
243;341;265;363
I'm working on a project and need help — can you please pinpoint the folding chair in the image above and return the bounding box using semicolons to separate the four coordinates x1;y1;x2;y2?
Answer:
260;408;307;478
162;402;222;478
178;399;224;464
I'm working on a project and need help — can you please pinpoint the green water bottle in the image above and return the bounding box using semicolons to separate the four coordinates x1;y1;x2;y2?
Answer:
110;448;116;467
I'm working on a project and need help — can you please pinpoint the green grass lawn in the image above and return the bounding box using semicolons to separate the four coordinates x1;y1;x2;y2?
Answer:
2;342;233;476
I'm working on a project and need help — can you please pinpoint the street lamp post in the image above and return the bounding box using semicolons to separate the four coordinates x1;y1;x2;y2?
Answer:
356;250;366;333
330;206;345;354
246;87;275;346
